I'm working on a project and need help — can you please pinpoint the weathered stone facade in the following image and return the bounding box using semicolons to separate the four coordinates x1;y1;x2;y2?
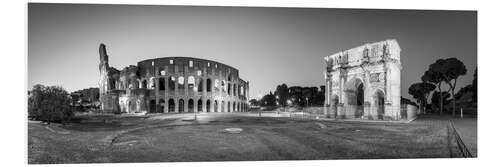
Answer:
98;44;250;114
324;39;402;120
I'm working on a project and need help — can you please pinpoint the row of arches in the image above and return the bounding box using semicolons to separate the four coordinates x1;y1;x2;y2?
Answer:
149;98;249;113
331;78;385;119
142;77;247;98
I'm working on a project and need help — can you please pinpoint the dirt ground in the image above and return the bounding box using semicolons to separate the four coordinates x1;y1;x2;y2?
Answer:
28;112;461;164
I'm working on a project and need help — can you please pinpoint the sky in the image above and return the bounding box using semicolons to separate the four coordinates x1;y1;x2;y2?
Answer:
28;3;477;100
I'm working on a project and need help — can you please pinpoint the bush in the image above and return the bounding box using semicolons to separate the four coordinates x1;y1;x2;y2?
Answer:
28;84;74;124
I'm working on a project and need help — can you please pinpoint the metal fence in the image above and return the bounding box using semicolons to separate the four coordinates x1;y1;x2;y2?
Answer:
267;104;418;121
448;120;473;158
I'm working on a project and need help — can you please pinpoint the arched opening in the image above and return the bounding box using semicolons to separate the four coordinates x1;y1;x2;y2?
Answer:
206;79;212;92
135;80;140;89
142;80;147;89
168;99;175;112
127;101;133;113
332;94;339;117
346;78;364;118
233;84;237;97
221;80;226;93
178;99;184;113
149;100;156;113
221;101;225;112
188;76;195;92
178;77;185;90
233;102;236;112
214;100;218;112
197;99;203;112
197;79;203;92
206;100;211;112
227;102;231;112
158;99;165;113
228;84;232;95
150;78;156;90
168;76;175;91
188;99;194;112
159;78;165;91
374;90;385;120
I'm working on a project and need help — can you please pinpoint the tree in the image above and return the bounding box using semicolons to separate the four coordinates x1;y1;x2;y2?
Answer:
312;87;325;106
302;87;313;106
401;96;417;106
408;82;436;114
28;84;73;124
472;67;477;103
261;92;277;107
422;59;447;115
440;58;467;116
431;91;451;113
274;84;289;107
249;99;260;106
288;86;304;106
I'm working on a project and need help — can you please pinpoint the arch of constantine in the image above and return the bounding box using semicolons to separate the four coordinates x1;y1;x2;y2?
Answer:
324;39;402;120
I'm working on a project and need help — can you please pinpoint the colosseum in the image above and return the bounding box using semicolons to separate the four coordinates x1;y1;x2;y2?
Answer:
98;44;250;114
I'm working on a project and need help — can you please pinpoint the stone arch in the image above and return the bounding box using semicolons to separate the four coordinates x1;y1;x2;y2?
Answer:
345;77;365;118
206;100;211;112
188;76;195;91
197;99;203;112
206;78;212;92
159;78;166;91
149;100;156;113
221;101;225;112
197;78;203;92
127;100;133;113
373;89;385;120
188;99;194;113
135;80;140;89
168;76;175;91
159;99;165;113
178;99;184;113
214;100;218;112
142;80;147;89
168;99;175;112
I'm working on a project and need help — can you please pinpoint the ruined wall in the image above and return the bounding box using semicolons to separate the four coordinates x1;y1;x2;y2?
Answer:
98;44;250;114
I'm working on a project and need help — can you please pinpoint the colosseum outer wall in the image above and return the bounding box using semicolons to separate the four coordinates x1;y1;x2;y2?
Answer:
98;44;250;114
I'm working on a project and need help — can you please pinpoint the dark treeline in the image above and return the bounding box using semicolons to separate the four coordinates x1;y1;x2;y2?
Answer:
28;85;102;124
250;84;325;108
408;57;476;115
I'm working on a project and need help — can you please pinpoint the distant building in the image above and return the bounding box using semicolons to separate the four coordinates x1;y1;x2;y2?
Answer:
324;39;402;120
98;44;250;113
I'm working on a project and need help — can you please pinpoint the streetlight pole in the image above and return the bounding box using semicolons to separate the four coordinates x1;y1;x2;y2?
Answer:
306;97;309;119
275;95;279;116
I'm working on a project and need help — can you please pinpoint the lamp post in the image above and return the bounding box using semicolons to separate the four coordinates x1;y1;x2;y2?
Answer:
194;86;198;121
305;97;309;119
287;99;292;118
275;95;279;115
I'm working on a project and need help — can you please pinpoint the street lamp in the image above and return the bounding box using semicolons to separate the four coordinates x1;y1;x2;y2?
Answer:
287;99;292;118
305;97;310;119
275;95;280;115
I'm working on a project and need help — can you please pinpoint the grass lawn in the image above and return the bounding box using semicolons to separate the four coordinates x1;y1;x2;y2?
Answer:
28;113;461;164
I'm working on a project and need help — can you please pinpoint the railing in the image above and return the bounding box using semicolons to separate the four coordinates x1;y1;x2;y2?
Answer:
269;104;418;121
448;120;473;158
